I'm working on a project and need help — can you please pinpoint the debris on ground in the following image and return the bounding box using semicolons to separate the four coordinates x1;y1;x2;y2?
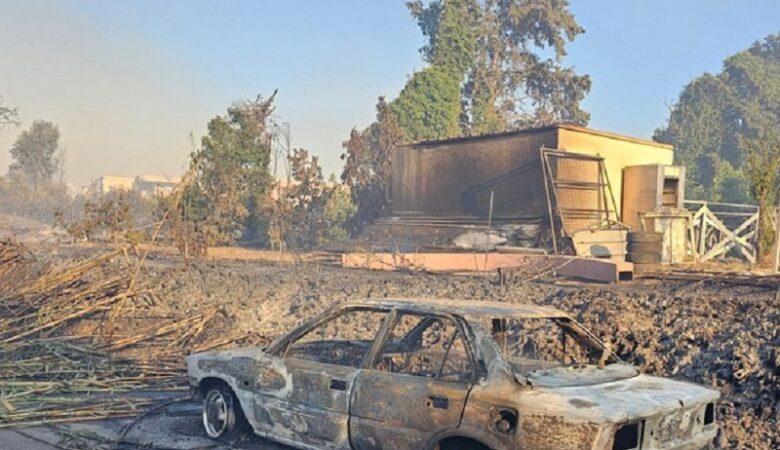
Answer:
1;240;778;449
144;257;778;449
0;240;237;430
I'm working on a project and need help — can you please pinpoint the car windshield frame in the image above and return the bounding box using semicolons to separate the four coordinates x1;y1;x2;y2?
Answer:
465;313;620;374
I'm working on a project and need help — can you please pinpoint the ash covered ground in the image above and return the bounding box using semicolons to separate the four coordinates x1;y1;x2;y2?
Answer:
3;248;779;449
141;256;779;450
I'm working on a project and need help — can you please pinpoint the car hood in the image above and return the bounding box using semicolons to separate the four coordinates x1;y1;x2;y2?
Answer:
516;373;720;423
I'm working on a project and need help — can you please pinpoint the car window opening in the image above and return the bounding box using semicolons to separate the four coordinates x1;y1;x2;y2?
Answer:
374;313;474;383
489;317;615;375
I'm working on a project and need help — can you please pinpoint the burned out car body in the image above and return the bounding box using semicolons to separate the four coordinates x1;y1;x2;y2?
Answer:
187;298;719;450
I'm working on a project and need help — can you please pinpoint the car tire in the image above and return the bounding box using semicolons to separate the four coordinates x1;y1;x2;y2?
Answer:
202;385;248;440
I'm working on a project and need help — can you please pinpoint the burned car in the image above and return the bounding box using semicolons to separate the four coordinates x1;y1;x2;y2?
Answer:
186;298;719;450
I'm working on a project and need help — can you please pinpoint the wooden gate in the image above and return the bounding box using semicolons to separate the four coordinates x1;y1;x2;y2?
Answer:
686;201;760;263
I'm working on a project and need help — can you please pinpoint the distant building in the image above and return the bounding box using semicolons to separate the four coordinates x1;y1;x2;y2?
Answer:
97;176;134;194
132;175;181;197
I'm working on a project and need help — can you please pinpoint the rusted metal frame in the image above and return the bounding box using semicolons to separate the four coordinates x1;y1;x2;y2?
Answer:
599;157;620;223
456;316;489;380
541;147;620;240
540;148;604;161
540;147;558;254
598;162;605;223
368;308;480;384
541;149;566;248
436;330;460;379
360;308;400;372
267;305;392;357
552;180;609;189
551;318;617;364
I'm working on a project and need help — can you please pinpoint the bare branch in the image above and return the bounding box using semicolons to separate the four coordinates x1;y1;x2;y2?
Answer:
0;97;20;129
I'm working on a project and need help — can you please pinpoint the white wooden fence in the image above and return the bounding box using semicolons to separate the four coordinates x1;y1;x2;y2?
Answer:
685;200;760;263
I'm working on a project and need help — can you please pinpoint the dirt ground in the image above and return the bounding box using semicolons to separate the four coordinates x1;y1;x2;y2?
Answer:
2;247;779;449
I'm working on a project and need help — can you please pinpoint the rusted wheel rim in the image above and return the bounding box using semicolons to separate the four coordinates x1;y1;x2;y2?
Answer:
203;390;229;438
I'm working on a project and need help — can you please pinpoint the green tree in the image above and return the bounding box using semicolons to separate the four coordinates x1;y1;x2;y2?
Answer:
9;120;61;187
393;0;478;141
654;74;742;201
342;0;589;228
392;67;463;141
743;135;780;258
184;93;276;246
409;0;591;133
322;177;357;243
656;33;780;259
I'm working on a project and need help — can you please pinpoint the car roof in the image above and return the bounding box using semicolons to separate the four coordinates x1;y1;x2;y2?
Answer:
346;297;569;320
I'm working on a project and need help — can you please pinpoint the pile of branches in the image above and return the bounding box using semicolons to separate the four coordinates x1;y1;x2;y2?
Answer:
0;239;226;428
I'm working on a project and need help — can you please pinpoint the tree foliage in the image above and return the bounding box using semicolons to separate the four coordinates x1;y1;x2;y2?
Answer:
392;67;463;142
0;170;70;224
269;150;356;250
55;190;152;243
0;97;19;129
408;0;591;134
10;120;61;187
342;0;590;227
655;33;780;258
341;97;404;226
183;93;276;246
167;91;355;254
393;0;478;142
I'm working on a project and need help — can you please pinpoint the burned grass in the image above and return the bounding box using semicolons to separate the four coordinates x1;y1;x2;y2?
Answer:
0;240;236;430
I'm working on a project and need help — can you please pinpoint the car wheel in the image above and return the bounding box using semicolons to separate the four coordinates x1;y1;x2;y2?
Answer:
202;385;246;439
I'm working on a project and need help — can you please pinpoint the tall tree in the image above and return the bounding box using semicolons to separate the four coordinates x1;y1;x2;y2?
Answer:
393;0;478;141
656;33;780;259
9;120;60;187
342;0;590;227
342;97;405;225
184;93;276;245
654;74;743;201
409;0;591;133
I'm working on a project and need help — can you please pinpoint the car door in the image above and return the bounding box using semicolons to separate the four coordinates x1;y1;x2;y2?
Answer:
253;307;389;450
350;311;477;450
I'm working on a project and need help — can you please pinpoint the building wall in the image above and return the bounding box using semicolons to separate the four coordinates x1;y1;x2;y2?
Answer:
391;129;557;219
556;127;674;222
390;126;675;227
98;176;134;193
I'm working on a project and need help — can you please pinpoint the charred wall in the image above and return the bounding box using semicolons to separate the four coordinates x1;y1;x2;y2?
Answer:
390;129;557;219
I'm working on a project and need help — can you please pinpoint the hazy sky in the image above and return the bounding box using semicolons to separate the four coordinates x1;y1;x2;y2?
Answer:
1;1;779;187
